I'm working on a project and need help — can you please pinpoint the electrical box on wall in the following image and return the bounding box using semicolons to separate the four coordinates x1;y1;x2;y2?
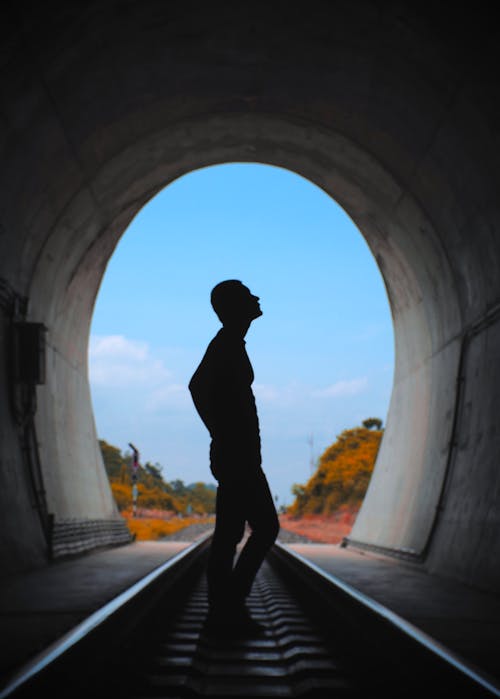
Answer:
12;322;47;384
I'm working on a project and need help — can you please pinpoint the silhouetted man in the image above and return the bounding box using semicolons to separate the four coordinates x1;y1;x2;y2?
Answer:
189;280;280;636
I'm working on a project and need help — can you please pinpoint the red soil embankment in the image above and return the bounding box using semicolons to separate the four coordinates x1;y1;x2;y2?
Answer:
279;508;358;544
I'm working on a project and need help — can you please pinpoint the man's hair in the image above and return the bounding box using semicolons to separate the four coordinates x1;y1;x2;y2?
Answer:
211;279;246;322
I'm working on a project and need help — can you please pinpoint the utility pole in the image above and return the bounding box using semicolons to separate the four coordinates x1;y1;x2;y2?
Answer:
129;443;139;517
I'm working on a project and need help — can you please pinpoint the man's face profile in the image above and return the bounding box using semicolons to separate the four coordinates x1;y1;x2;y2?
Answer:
241;285;262;321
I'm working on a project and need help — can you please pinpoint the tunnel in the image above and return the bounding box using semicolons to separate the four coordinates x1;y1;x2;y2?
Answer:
1;2;499;598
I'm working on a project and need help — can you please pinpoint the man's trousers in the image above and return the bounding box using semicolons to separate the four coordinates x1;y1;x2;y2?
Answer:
206;466;280;612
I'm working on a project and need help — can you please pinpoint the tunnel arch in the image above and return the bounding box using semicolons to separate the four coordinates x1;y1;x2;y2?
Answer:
13;113;460;566
2;3;499;596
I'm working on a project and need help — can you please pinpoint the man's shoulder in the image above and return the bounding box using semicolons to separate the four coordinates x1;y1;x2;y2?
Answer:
202;330;244;370
209;328;242;349
197;329;229;363
203;329;223;353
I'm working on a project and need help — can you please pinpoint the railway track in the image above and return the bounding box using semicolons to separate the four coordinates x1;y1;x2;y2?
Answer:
1;533;499;698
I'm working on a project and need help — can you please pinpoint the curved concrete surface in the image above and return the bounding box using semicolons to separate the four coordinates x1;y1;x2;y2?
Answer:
1;3;499;599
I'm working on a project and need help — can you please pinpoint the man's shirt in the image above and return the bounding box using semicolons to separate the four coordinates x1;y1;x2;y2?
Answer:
189;327;261;475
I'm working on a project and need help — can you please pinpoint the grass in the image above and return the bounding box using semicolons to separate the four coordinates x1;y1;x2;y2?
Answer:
122;511;215;540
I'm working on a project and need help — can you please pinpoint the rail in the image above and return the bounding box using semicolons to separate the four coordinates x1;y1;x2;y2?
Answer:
1;536;499;697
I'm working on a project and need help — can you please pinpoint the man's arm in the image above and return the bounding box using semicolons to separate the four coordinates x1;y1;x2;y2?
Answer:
189;334;254;443
188;346;218;436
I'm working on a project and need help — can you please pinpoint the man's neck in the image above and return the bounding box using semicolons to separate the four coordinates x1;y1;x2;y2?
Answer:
222;319;251;338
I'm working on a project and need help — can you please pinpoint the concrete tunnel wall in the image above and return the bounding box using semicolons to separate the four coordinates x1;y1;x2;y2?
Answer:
1;2;500;594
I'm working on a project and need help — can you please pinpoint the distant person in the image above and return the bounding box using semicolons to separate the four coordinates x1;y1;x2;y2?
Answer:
189;280;279;636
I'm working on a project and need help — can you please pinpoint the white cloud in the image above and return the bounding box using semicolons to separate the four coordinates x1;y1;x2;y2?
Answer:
313;377;368;398
255;378;370;405
147;383;191;411
89;335;171;387
253;382;307;407
254;383;280;402
90;335;149;361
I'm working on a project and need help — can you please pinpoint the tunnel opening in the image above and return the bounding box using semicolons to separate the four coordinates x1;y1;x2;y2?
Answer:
17;112;459;575
88;162;395;539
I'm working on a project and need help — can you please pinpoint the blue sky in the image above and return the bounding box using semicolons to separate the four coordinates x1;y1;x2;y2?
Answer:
89;163;394;507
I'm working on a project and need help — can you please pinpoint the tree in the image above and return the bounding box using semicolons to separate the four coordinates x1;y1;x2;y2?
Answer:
288;423;384;516
186;482;217;514
99;440;126;479
362;417;383;430
144;462;164;484
98;440;216;514
170;479;187;496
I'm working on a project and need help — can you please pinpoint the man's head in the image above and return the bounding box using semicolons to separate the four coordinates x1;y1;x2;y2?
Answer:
211;280;262;325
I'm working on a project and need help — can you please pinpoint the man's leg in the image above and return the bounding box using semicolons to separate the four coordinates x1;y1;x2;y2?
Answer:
206;481;246;616
232;468;280;603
